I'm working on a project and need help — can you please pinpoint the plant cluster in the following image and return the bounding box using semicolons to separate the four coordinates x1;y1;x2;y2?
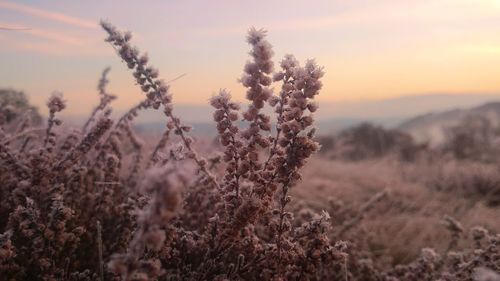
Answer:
0;22;498;281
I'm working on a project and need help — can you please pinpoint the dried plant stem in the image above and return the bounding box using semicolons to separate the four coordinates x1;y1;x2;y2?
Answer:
343;254;348;281
55;118;113;172
83;67;114;133
19;135;32;153
148;127;171;167
263;78;290;171
43;111;56;148
123;122;143;185
276;178;291;277
97;220;104;281
170;115;220;189
337;190;388;237
102;21;220;188
0;141;29;177
1;128;45;145
442;215;464;255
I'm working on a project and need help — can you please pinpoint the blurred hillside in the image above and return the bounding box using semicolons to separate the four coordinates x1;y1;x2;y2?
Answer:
318;100;500;164
5;87;500;146
128;94;500;137
399;101;500;146
41;93;499;133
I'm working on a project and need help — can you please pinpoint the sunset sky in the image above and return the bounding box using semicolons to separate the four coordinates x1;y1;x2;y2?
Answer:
1;0;500;118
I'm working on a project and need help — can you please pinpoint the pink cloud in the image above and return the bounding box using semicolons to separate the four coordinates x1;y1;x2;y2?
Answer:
0;20;87;44
0;1;97;29
0;21;105;56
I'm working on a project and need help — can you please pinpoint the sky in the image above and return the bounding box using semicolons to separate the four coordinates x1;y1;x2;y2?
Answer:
1;0;500;119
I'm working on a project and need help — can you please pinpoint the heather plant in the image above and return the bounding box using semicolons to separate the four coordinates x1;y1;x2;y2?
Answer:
0;20;499;281
0;21;330;280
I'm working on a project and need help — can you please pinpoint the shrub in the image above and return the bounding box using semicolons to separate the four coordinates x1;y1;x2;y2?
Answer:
442;114;500;163
0;21;498;281
0;89;43;135
0;21;337;280
320;123;427;162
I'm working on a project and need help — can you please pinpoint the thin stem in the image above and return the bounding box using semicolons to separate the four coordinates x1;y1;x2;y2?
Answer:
148;127;172;167
97;221;104;281
2;127;44;145
43;111;55;148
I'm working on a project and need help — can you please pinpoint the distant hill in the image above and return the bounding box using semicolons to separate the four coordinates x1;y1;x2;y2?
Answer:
58;93;500;137
314;93;500;121
292;93;500;134
399;101;500;146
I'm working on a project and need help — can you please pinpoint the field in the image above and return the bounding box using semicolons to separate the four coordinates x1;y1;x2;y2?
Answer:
1;21;499;281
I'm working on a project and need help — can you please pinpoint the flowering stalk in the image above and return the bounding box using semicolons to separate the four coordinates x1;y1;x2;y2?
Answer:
44;92;66;150
148;126;172;167
101;20;220;189
271;58;323;274
211;89;242;198
55;117;113;173
123;121;143;186
238;27;274;184
0;141;29;178
82;67;116;133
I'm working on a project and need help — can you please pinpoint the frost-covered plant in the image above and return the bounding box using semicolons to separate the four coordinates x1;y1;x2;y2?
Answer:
0;20;498;281
99;21;330;280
